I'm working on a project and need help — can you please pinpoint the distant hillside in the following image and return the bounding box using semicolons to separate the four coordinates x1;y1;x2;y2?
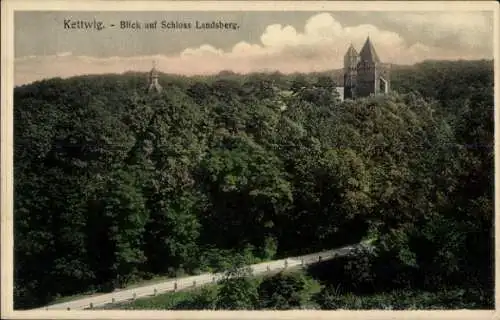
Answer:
17;59;491;92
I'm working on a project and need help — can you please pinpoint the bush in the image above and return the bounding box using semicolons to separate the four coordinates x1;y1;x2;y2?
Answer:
260;237;278;260
257;271;319;310
216;276;259;310
314;287;494;310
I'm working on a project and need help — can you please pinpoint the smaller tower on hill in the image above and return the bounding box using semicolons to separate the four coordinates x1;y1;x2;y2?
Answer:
147;60;162;93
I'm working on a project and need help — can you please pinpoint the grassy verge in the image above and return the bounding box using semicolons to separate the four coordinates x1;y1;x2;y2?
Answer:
50;274;175;305
99;285;220;310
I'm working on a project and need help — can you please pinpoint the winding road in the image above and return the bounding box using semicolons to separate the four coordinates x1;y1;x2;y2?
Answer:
34;242;366;310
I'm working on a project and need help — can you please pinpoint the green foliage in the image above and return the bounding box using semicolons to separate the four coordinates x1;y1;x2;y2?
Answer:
86;168;149;288
314;287;493;310
260;237;278;261
257;271;319;310
216;267;259;310
13;60;493;309
112;270;321;310
190;286;219;310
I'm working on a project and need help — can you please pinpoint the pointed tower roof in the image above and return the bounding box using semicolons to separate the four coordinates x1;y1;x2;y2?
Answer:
344;43;358;57
359;37;380;63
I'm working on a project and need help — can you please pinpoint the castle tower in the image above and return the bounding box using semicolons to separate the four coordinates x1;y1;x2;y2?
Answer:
148;61;162;93
355;37;390;98
343;43;359;100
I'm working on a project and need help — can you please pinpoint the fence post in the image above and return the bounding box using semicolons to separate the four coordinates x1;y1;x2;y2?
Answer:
267;265;271;271
89;303;93;309
111;297;115;303
174;282;178;291
318;255;322;262
301;258;305;266
154;288;157;296
212;276;216;283
193;280;197;287
133;292;137;300
284;259;288;268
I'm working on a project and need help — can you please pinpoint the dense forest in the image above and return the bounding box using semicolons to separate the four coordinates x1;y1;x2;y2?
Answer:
13;59;494;309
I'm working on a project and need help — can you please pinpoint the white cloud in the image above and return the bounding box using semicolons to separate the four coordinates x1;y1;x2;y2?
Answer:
56;51;72;57
384;12;492;49
180;44;223;58
15;12;492;86
262;25;295;47
231;41;267;57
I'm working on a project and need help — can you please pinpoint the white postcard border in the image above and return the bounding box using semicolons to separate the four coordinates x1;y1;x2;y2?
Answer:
2;1;499;319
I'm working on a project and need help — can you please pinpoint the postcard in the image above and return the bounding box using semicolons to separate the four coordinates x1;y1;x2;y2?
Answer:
1;1;498;320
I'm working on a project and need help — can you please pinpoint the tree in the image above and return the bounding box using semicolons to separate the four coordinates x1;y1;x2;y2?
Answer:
86;168;149;288
215;266;258;310
258;272;316;310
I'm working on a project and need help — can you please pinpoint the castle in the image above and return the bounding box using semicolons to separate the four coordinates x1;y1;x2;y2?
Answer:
342;36;390;100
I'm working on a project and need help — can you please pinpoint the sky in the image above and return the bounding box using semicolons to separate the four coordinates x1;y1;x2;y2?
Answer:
14;10;494;86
